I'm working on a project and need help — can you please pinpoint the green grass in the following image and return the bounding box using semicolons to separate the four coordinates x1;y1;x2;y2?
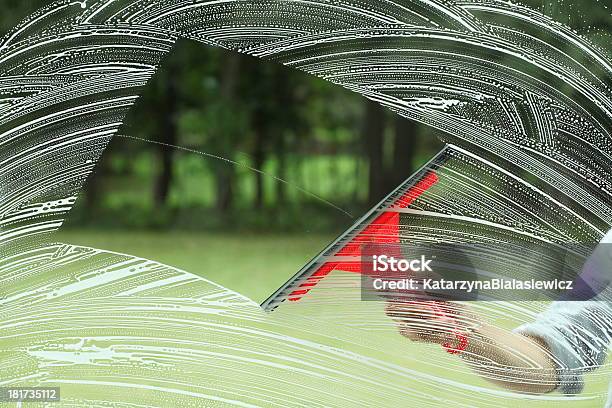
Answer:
54;229;335;304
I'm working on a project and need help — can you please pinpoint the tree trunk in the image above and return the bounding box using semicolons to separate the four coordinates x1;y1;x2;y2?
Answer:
83;161;103;219
275;137;287;205
215;166;234;212
362;99;386;205
388;116;418;190
253;124;265;209
215;52;240;212
273;68;291;207
153;68;177;208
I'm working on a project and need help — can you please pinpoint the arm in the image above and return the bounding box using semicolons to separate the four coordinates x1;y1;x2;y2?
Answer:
460;321;558;393
512;300;612;394
386;300;611;394
387;229;612;394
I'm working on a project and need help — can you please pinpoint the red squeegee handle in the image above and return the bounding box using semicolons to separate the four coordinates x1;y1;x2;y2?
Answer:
287;171;439;301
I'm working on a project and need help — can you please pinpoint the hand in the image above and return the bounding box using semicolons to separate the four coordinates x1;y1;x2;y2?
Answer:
385;299;474;347
385;299;559;393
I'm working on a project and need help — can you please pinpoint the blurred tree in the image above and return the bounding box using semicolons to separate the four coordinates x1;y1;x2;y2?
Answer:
153;63;178;207
389;117;418;190
248;60;274;209
362;99;387;204
214;52;241;212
